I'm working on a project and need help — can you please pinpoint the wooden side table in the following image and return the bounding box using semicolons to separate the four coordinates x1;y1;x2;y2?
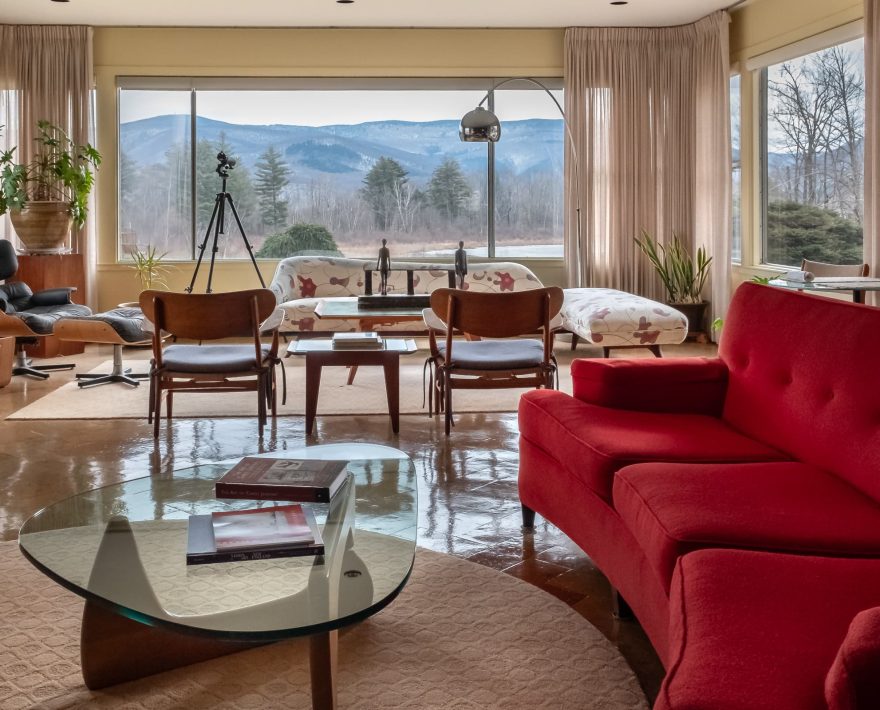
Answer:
286;338;418;435
13;252;86;358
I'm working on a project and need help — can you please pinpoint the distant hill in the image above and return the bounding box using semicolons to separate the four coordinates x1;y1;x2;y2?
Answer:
120;115;565;188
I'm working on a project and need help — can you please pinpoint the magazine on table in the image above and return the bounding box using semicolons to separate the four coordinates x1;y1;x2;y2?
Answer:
186;503;324;565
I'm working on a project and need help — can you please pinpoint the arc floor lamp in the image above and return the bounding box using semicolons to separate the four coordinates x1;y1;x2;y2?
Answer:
459;77;583;286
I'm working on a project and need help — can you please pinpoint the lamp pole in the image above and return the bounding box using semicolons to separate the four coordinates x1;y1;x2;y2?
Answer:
462;77;583;286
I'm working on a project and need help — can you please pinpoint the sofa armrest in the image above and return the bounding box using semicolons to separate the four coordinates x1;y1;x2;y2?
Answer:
571;357;729;416
30;287;76;307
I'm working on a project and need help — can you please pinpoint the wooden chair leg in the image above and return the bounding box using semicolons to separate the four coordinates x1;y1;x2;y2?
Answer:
649;345;663;358
570;333;579;351
153;380;161;438
166;390;173;420
444;373;453;436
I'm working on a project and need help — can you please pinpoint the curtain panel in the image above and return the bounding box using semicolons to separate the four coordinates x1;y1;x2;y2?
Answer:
564;12;732;322
0;25;96;307
866;0;880;297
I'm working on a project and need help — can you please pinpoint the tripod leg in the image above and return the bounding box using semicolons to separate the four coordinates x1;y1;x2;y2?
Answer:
187;195;222;293
225;194;266;288
204;197;225;294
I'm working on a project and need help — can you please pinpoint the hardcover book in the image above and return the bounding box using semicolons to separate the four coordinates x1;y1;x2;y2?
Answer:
331;332;384;349
215;457;349;503
186;503;324;565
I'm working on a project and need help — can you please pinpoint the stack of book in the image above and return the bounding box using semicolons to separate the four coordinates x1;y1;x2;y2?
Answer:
185;457;351;565
331;331;383;349
186;504;324;565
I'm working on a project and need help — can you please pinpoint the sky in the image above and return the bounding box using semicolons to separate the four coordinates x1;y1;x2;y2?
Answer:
119;89;565;126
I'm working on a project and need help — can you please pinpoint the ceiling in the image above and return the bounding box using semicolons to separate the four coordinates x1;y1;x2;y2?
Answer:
1;0;736;29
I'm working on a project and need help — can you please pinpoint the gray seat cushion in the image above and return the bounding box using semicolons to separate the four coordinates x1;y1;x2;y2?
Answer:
162;344;272;373
438;339;545;370
82;307;150;343
16;304;92;335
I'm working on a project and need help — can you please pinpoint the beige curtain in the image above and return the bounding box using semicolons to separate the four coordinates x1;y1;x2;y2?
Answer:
0;25;96;307
865;0;880;295
564;12;732;322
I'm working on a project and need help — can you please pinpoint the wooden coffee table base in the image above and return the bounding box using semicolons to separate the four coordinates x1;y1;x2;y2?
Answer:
80;600;339;710
304;349;404;435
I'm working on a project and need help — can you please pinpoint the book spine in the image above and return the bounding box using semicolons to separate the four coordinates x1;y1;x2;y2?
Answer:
186;544;325;566
215;483;329;503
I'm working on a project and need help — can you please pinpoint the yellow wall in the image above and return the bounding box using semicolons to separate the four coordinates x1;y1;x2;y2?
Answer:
728;0;863;287
93;27;565;309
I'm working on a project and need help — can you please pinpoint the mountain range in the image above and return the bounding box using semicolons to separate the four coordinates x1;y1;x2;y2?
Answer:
120;115;565;188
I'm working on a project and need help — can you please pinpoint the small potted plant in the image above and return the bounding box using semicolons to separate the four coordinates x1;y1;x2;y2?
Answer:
634;230;712;336
126;245;171;301
0;121;102;253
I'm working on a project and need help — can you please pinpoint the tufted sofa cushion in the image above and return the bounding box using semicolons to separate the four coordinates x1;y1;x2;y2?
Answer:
518;391;787;502
719;284;880;504
658;549;880;710
614;461;880;589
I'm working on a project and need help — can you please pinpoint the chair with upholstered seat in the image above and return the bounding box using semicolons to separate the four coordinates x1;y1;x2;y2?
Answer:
801;258;869;277
425;286;563;435
139;289;282;438
0;239;91;379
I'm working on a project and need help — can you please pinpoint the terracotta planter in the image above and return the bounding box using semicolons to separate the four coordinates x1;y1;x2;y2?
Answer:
10;201;73;254
670;300;709;338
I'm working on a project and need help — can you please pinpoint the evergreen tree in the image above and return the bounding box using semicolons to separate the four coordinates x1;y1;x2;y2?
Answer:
256;223;340;258
766;200;863;266
360;156;408;231
427;158;472;220
254;145;291;232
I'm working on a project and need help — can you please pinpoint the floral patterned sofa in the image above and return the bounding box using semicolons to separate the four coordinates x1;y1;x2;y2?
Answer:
268;255;544;334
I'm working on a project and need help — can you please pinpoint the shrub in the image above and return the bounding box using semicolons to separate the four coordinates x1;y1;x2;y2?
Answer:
256;224;340;258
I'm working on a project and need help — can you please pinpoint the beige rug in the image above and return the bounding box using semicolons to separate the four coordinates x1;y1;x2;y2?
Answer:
7;352;576;421
0;541;647;710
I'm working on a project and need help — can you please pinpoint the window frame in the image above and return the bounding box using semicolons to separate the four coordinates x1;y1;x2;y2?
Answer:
115;76;565;263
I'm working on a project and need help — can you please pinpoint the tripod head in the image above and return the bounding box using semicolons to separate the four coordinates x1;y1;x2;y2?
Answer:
215;151;236;179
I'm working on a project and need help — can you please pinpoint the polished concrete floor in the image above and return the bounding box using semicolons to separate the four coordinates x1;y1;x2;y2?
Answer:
0;340;714;703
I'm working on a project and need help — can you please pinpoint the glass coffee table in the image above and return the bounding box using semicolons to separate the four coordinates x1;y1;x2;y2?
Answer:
18;443;417;710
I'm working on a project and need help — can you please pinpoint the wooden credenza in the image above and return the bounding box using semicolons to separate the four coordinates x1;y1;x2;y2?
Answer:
13;253;86;358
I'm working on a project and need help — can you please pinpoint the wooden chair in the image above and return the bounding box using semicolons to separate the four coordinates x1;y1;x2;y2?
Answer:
426;287;564;435
801;259;870;277
139;289;281;438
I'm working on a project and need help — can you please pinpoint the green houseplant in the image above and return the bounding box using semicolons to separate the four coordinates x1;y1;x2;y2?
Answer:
634;230;712;335
0;121;102;253
128;245;171;291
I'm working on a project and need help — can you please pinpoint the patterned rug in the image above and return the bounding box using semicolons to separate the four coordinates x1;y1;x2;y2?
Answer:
0;542;648;710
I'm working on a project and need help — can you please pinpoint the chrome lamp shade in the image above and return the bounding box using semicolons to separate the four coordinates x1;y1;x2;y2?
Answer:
459;106;501;142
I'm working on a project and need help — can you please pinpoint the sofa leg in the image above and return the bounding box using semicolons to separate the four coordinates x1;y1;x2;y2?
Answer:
612;588;634;620
521;504;536;529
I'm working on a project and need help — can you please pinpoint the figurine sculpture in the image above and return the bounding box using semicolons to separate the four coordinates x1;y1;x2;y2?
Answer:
377;238;392;296
454;241;468;289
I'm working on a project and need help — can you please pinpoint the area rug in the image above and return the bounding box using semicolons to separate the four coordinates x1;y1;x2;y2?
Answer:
0;541;647;710
7;352;577;421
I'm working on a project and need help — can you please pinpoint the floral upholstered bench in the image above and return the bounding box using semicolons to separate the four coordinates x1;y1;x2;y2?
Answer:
561;288;688;356
268;256;544;334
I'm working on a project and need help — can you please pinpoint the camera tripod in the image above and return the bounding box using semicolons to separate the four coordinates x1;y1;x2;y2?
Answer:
186;160;265;293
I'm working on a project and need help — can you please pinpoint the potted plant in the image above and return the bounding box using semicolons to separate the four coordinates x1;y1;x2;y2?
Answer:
634;230;712;336
124;245;171;304
0;121;102;253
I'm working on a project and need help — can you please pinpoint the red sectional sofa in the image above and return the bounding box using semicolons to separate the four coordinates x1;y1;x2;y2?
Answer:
518;283;880;709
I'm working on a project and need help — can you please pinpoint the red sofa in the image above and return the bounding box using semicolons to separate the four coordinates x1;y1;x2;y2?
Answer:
518;283;880;709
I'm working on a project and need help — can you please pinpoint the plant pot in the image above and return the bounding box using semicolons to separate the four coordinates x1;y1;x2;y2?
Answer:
670;300;709;338
10;201;73;254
